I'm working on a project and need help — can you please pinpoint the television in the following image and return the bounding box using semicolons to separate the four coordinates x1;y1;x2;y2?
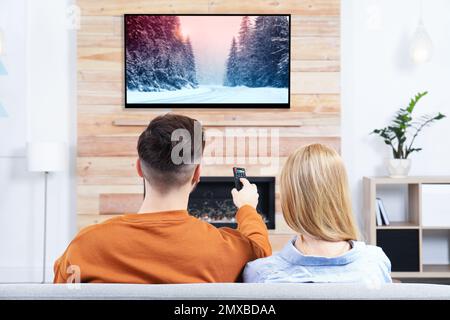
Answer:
125;14;291;108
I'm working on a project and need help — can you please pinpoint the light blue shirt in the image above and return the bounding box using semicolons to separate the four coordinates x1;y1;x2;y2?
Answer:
244;237;392;284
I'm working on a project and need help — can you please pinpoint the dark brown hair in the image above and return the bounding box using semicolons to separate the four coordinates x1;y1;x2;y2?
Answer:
137;113;204;191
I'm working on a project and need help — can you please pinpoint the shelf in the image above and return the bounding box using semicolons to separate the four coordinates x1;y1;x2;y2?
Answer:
392;265;450;278
422;226;450;230
376;222;420;229
365;176;450;185
423;264;450;274
113;119;302;127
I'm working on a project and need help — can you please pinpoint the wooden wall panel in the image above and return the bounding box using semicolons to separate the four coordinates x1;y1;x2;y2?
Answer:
78;136;340;157
76;0;341;246
78;0;340;16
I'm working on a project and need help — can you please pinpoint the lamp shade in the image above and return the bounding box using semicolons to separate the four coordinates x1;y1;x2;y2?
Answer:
410;20;433;64
27;142;67;172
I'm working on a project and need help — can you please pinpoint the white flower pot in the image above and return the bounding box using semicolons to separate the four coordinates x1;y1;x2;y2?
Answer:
386;159;412;178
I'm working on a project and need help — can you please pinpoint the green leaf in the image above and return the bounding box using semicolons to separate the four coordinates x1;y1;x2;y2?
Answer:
406;91;428;113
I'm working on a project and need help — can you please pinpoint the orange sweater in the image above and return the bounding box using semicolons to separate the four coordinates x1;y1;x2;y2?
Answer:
54;205;271;283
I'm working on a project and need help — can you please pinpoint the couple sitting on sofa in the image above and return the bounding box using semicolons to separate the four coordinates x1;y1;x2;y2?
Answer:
54;114;391;284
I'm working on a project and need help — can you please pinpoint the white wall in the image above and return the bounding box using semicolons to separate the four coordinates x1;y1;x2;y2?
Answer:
342;0;450;241
0;0;76;282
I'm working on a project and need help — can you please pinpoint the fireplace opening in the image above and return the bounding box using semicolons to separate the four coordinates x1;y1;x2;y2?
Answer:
188;177;275;230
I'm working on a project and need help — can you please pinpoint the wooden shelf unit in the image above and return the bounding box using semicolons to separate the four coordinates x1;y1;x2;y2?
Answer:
363;176;450;279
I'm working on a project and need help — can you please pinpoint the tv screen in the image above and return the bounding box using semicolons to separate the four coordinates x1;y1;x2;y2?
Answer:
125;14;290;108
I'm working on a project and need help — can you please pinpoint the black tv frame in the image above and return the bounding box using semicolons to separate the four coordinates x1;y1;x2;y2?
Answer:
124;14;291;109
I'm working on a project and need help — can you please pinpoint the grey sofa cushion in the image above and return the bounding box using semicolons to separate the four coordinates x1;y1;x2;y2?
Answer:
0;283;449;300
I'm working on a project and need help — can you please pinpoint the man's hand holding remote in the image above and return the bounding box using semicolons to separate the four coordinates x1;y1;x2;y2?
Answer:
231;178;259;209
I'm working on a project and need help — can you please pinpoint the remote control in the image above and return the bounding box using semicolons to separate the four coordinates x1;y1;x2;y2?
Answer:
233;167;247;191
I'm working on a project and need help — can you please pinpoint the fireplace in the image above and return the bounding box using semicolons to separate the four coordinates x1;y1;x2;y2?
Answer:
188;177;275;229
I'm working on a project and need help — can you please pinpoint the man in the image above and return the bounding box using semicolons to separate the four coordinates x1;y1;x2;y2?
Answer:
54;113;271;283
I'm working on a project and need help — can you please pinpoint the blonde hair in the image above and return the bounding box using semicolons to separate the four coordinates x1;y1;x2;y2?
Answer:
280;144;359;241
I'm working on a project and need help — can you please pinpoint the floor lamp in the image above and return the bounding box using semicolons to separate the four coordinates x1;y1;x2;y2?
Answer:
27;142;67;283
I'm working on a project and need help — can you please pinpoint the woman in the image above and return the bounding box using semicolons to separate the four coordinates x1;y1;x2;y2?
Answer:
243;144;391;284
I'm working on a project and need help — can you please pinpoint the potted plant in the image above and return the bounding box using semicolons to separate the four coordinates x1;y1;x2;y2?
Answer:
372;91;446;177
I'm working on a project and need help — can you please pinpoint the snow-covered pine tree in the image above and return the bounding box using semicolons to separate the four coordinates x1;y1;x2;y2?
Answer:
126;15;161;91
224;37;239;86
184;37;198;87
126;15;198;92
164;16;191;90
236;16;253;86
247;16;271;87
271;16;289;88
245;15;289;88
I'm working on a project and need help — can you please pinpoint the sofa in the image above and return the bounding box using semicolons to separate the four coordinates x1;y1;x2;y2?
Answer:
0;283;449;300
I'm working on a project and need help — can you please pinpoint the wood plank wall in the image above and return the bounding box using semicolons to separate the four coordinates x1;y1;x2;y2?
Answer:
77;0;341;251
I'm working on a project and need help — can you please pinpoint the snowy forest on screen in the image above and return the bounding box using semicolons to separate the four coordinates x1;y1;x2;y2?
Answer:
224;16;289;88
125;15;290;104
126;15;198;92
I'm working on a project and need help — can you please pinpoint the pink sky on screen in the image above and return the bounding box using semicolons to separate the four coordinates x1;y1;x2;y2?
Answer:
179;16;244;84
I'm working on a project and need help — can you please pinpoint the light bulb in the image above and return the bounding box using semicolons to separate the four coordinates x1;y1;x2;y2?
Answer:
410;20;433;64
